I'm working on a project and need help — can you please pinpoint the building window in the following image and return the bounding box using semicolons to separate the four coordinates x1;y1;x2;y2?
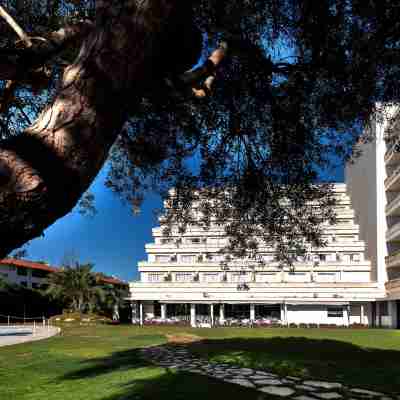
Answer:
318;254;327;262
231;273;249;283
160;238;172;244
180;254;196;263
203;273;219;282
175;273;193;282
327;307;343;318
155;255;170;263
32;269;47;278
20;281;27;287
208;237;219;245
148;273;163;282
189;237;201;244
255;273;276;282
317;272;337;282
261;254;274;262
17;268;28;276
32;282;40;289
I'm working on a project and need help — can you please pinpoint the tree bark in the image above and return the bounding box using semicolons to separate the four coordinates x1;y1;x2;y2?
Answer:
0;0;191;257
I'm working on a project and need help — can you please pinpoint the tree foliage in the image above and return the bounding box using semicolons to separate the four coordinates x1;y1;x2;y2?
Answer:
1;1;400;262
45;261;126;316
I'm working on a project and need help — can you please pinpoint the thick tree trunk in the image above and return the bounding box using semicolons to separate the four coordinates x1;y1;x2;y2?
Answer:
0;1;187;257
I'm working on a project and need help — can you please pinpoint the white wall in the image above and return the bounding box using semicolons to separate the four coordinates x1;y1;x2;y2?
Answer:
345;121;388;286
286;305;347;325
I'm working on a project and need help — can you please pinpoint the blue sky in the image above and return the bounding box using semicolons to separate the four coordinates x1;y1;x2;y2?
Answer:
25;166;162;282
23;161;344;282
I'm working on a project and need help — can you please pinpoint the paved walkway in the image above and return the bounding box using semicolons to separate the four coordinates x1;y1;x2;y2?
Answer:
0;325;60;347
139;345;397;399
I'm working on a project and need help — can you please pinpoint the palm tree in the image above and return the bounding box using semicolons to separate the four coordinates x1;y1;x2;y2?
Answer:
93;273;128;320
46;262;105;313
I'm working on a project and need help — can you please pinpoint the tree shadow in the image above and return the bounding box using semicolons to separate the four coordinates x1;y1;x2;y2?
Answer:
60;344;264;400
58;336;400;398
184;336;400;393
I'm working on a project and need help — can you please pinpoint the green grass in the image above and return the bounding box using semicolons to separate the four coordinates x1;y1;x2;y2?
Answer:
187;327;400;393
0;325;262;400
1;325;400;399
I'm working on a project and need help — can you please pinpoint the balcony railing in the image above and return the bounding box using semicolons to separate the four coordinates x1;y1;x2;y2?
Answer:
385;192;400;216
385;278;400;291
385;140;400;165
385;163;400;190
386;221;400;242
385;248;400;268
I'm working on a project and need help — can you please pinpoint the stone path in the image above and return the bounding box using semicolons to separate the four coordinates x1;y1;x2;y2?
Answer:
0;325;60;347
139;345;398;399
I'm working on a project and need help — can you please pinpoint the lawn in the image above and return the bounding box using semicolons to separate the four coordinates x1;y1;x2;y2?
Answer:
0;324;399;399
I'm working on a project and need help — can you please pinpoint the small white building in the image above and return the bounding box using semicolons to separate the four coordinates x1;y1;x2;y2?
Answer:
129;184;386;327
0;258;57;289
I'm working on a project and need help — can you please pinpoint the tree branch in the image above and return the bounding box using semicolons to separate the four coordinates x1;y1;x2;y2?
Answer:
0;20;94;81
0;5;32;47
178;41;228;98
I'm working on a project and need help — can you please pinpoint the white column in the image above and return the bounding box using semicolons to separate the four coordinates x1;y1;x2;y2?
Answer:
250;304;255;321
210;304;214;327
376;302;381;327
360;303;365;325
161;303;167;320
139;302;143;327
284;303;288;326
190;304;196;327
343;306;349;327
219;304;225;325
131;301;137;323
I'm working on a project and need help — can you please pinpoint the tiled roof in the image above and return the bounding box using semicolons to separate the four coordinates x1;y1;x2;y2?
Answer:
0;258;127;285
99;276;127;285
0;258;58;273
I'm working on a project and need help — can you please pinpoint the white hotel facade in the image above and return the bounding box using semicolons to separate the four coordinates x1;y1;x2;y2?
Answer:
128;106;400;329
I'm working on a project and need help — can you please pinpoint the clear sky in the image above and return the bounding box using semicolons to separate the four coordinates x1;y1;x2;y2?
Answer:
24;165;162;282
23;160;344;282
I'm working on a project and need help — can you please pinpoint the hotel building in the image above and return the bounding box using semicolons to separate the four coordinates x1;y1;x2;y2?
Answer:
129;183;388;327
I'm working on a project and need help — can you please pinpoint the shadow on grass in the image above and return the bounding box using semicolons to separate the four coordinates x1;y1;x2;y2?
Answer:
185;337;400;393
60;346;263;400
59;336;400;398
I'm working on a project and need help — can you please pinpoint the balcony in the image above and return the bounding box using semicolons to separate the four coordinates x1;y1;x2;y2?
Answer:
385;140;400;165
385;278;400;292
385;249;400;268
386;221;400;242
385;163;400;191
386;192;400;216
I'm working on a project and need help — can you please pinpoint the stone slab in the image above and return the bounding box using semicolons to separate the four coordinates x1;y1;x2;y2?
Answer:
350;389;384;397
259;386;296;397
314;392;343;399
304;381;343;390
